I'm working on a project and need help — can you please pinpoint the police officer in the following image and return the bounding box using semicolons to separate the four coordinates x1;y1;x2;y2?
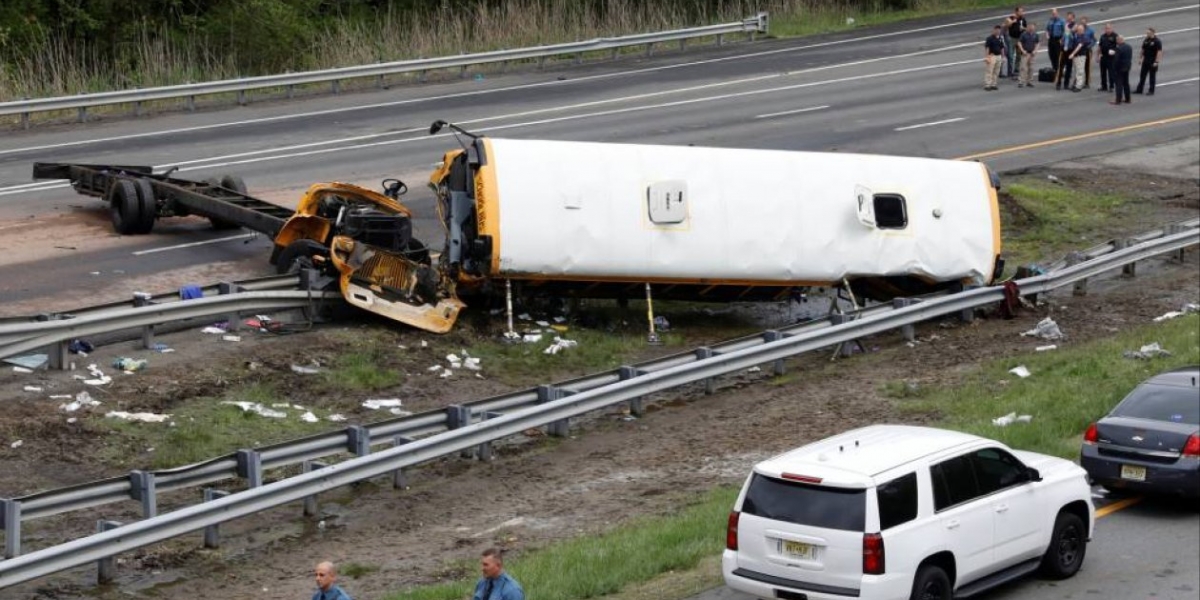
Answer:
1111;34;1133;105
1080;16;1096;88
1096;23;1118;92
1134;28;1163;95
1017;22;1040;88
1045;8;1067;71
984;25;1006;91
1057;12;1077;89
1007;6;1028;79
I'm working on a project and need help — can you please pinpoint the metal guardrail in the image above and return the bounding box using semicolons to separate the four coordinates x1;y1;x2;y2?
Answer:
0;227;1194;589
0;14;768;127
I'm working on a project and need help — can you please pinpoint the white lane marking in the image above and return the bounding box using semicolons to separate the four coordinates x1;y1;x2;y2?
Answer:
0;182;67;196
0;0;1170;158
3;26;1196;196
1157;76;1200;87
131;233;258;256
895;117;967;131
755;105;831;119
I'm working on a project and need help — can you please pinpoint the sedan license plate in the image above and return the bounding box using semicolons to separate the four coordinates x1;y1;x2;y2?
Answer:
1120;464;1146;482
782;540;816;560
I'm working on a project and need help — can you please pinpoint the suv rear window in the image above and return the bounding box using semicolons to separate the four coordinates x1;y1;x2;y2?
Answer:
1114;384;1200;425
742;474;866;531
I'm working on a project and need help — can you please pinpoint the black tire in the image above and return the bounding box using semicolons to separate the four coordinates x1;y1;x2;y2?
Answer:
108;179;142;235
204;175;242;230
131;178;157;234
910;565;951;600
275;239;329;275
1039;511;1086;579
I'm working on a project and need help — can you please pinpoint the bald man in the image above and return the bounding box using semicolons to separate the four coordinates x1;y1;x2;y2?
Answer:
313;561;353;600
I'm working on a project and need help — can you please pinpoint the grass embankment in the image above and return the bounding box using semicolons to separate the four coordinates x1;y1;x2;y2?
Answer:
1001;177;1133;268
1;0;1025;119
380;316;1199;600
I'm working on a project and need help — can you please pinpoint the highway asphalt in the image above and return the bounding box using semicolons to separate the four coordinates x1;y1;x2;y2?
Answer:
0;0;1196;311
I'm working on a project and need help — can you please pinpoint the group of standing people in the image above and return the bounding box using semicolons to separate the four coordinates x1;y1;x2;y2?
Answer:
985;6;1165;106
312;549;525;600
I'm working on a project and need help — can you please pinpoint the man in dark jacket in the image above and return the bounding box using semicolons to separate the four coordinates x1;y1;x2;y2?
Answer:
1096;23;1118;91
1006;6;1027;79
1111;35;1133;105
1134;27;1163;95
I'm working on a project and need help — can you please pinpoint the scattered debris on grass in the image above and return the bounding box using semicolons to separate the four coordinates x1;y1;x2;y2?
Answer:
60;391;100;412
113;357;148;373
5;354;48;370
1123;342;1172;360
543;337;578;355
222;401;287;418
992;412;1033;426
106;411;172;423
1035;345;1057;352
1008;365;1032;378
1021;317;1064;340
290;364;322;375
1153;303;1200;322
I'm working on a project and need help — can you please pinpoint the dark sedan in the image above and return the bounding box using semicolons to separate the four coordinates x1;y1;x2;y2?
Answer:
1081;366;1200;499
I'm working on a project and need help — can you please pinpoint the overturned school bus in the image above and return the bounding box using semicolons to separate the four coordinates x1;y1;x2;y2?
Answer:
34;121;1002;334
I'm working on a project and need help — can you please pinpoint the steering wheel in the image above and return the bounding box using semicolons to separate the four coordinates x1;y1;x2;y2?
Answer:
382;178;408;199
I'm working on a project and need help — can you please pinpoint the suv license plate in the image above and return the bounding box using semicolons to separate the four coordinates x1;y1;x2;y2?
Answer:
782;540;816;560
1120;465;1146;481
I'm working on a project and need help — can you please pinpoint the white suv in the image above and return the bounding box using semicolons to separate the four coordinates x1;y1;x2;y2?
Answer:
723;425;1093;600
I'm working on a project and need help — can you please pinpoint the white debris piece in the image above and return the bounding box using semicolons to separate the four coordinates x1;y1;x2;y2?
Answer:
23;385;43;393
1021;317;1064;340
553;316;567;323
543;337;578;355
49;394;72;399
222;334;241;342
389;408;413;416
221;401;287;418
1035;345;1058;352
992;412;1016;427
327;414;347;422
463;357;482;371
446;353;463;368
300;411;319;423
363;399;403;410
83;364;112;386
427;364;443;372
60;391;101;412
290;364;322;374
439;368;453;379
106;411;172;423
10;440;22;449
523;333;543;343
1154;304;1199;322
201;326;226;334
1124;342;1172;360
12;366;33;374
420;340;428;348
1015;415;1033;423
1008;365;1032;378
535;320;550;327
518;313;532;321
747;366;762;373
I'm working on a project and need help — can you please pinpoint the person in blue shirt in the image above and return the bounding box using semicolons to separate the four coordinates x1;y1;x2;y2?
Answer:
473;548;525;600
1080;16;1097;87
313;561;353;600
1066;24;1090;91
1045;8;1067;71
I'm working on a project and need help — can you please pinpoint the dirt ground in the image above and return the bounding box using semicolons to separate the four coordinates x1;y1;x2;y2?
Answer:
0;159;1197;600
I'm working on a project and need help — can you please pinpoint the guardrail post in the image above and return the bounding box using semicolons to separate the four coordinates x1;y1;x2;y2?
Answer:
77;106;86;123
460;65;468;79
47;339;70;370
419;69;428;83
376;74;386;89
133;292;155;348
717;33;725;46
392;435;413;489
1116;239;1137;276
619;366;645;416
477;411;503;461
1;498;20;558
218;282;244;331
346;425;370;457
186;96;195;111
332;80;341;94
129;470;157;519
763;330;785;375
202;489;230;548
236;449;263;488
302;460;328;516
680;39;687;51
694;347;717;394
610;48;619;60
96;520;122;583
1166;224;1188;261
538;57;547;70
134;100;142;118
574;52;583;65
536;386;570;437
645;42;655;57
829;314;856;357
446;405;475;457
1067;252;1088;295
21;111;31;129
237;90;247;106
893;298;916;341
957;286;977;323
287;84;295;99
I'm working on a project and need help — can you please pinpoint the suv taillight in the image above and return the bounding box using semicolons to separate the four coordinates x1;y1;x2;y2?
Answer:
726;511;740;551
1183;434;1200;457
1083;423;1099;444
863;533;885;575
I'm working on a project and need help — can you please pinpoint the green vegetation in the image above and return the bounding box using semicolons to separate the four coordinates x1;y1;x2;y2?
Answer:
1001;178;1133;267
1;0;1027;106
342;561;382;579
385;315;1198;600
888;314;1200;459
383;486;738;600
325;349;404;390
97;382;330;469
